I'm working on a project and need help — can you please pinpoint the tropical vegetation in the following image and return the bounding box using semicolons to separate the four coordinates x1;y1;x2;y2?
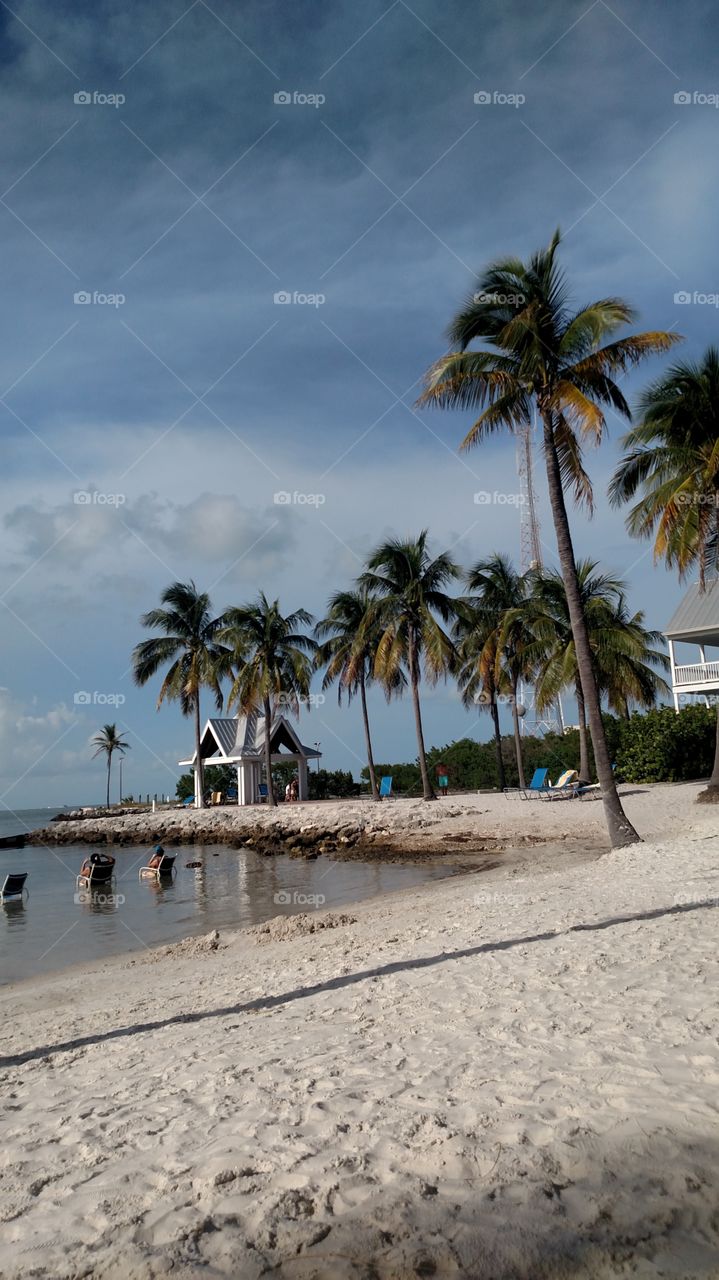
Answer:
91;723;130;808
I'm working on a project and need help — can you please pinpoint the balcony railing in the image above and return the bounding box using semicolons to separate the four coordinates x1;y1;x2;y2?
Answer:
674;660;719;686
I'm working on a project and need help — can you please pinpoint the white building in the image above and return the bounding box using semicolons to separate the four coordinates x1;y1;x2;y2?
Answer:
664;581;719;710
179;711;321;806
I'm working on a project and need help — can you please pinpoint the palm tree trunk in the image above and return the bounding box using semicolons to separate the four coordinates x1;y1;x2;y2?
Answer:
575;677;591;780
106;752;111;809
263;696;276;806
490;694;506;790
697;705;719;802
511;679;526;790
359;670;379;800
409;635;435;801
194;696;205;809
541;410;639;847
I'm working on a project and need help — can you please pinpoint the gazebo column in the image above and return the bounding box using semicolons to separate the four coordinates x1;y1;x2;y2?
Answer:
297;756;309;801
237;762;255;806
194;762;202;808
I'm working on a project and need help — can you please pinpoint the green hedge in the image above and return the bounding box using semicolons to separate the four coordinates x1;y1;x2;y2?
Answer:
607;704;716;783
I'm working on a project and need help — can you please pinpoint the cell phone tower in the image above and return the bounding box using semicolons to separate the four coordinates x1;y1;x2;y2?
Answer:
516;421;563;735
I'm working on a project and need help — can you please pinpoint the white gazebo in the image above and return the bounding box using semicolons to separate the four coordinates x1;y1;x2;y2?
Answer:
664;580;719;710
179;712;322;807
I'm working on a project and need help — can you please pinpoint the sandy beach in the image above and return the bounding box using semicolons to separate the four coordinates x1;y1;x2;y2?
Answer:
2;783;719;1278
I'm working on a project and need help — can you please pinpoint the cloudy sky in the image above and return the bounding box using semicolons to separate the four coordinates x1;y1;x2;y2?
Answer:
0;0;717;809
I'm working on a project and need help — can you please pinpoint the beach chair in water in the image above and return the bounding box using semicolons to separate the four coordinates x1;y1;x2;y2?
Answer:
379;776;394;800
538;769;581;801
504;767;550;800
76;853;115;888
139;851;176;881
0;872;28;900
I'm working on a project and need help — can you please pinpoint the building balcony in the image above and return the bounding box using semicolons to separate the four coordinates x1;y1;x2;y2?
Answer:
674;660;719;689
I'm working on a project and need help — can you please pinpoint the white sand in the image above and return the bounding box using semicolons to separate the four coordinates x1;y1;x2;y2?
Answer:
2;783;719;1278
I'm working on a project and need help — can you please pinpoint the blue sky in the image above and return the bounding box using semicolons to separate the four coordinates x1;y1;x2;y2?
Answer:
1;0;717;808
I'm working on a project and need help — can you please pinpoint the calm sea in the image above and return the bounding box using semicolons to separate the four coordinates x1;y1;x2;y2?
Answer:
0;810;456;986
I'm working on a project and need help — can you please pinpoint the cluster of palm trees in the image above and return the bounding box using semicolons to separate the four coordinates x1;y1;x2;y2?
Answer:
129;535;666;816
129;231;719;845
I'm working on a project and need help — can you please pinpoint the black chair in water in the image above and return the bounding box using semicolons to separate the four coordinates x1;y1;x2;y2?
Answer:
0;872;28;900
76;853;115;889
139;851;176;881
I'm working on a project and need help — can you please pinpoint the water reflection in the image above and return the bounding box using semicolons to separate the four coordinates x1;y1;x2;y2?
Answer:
1;897;27;935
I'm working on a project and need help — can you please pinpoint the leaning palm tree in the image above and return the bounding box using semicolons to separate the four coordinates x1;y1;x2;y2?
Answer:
132;581;228;809
466;555;534;789
315;588;403;801
219;594;316;807
610;347;719;798
359;531;460;800
91;724;130;809
523;563;669;779
453;598;508;790
418;230;680;846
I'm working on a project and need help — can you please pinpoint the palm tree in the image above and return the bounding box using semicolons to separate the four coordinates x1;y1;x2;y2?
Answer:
610;347;719;798
523;563;669;779
92;724;130;809
465;555;533;789
359;531;460;800
418;230;679;847
132;581;228;809
219;594;316;807
453;598;508;790
315;588;401;801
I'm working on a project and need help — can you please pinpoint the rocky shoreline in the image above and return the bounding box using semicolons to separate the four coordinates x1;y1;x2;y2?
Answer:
30;799;528;862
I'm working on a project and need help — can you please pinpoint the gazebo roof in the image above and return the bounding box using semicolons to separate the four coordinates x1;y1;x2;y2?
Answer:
179;712;321;767
664;580;719;645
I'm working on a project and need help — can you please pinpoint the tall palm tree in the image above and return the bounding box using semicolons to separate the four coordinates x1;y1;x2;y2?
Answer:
92;724;130;809
219;594;316;807
466;555;533;789
315;588;402;801
132;581;228;809
418;230;679;847
359;531;460;800
610;347;719;798
522;562;669;779
453;598;508;790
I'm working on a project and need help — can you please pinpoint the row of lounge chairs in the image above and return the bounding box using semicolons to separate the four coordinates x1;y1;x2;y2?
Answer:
1;850;178;901
504;767;602;801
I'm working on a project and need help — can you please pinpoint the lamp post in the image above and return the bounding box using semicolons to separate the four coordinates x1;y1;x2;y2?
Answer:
314;742;321;774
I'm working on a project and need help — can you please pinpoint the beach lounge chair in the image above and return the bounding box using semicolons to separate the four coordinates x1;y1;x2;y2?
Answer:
258;783;269;803
504;767;550;799
76;853;115;888
182;795;194;806
139;852;176;880
538;769;581;800
379;776;394;800
211;790;223;805
0;872;28;900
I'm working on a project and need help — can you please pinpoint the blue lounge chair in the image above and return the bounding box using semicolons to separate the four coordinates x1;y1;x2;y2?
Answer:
258;783;269;803
538;769;581;801
504;767;549;799
1;872;28;900
182;795;194;806
379;776;394;800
